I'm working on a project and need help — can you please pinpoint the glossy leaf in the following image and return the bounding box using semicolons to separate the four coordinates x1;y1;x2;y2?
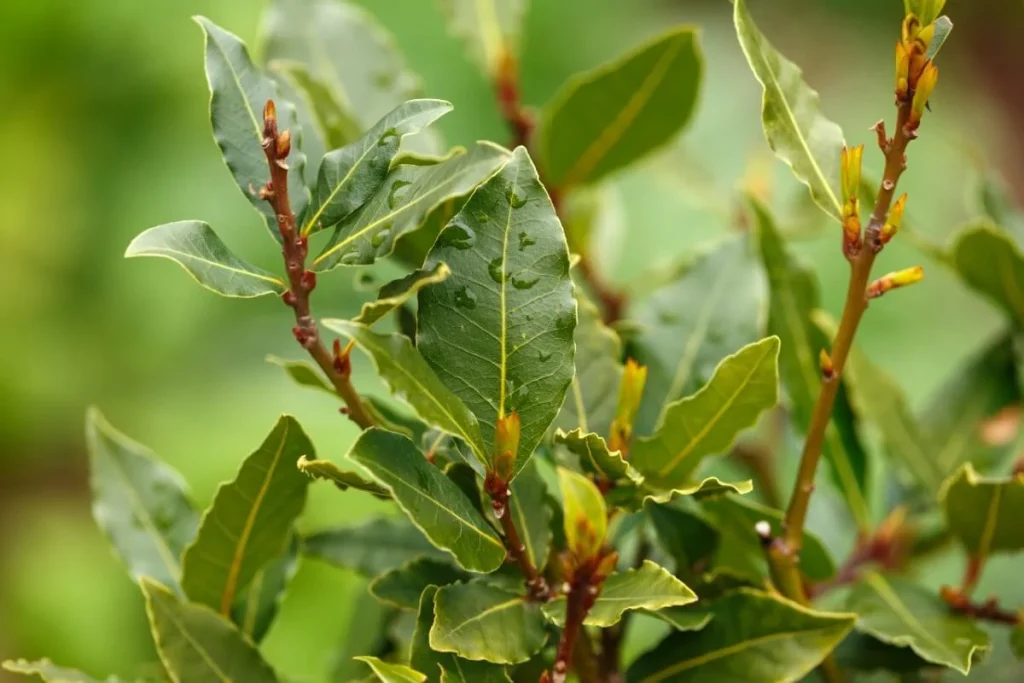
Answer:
542;560;696;627
313;142;509;270
272;61;361;151
323;320;487;463
626;589;854;682
558;467;608;556
181;416;312;615
632;337;780;491
355;263;452;326
86;408;198;594
297;454;391;499
951;222;1024;323
418;146;576;475
506;459;552;571
439;0;527;79
302;517;446;577
348;429;506;573
734;0;845;221
195;17;308;233
1;660;122;683
846;573;989;674
142;578;279;683
630;235;767;436
430;582;547;664
125;221;285;298
940;463;1024;557
607;477;754;513
231;535;298;643
537;27;702;187
411;587;511;683
555;428;643;485
647;503;718;576
265;355;332;394
370;557;468;610
355;657;426;683
303;100;453;234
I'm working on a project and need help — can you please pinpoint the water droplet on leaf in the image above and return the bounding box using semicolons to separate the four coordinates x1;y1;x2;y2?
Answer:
488;257;507;284
453;286;477;310
511;274;539;290
387;180;412;209
439;223;476;250
518;231;536;251
378;128;399;146
506;188;527;209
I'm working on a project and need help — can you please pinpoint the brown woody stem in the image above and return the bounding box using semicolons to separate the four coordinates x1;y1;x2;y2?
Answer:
260;100;374;430
548;553;610;683
941;585;1021;626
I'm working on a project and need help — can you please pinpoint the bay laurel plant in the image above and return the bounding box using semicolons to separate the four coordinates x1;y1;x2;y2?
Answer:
7;0;1024;681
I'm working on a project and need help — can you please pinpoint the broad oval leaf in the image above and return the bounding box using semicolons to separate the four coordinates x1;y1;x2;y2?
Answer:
354;262;452;327
542;560;696;627
430;582;548;664
631;337;780;491
181;415;313;615
734;0;845;221
125;221;286;298
537;27;703;187
355;657;426;683
369;557;468;610
951;222;1024;324
86;407;198;594
142;578;279;683
1;659;122;683
231;535;299;643
348;429;506;573
418;146;576;475
940;463;1024;557
297;454;391;499
439;0;527;79
555;428;643;486
626;589;854;682
846;573;990;674
195;17;308;234
302;517;446;577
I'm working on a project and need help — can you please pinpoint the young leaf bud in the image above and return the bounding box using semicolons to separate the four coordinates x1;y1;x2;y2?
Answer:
262;99;278;139
609;359;647;454
819;349;835;380
868;266;925;298
880;194;908;246
594;551;619;581
275;129;292;159
493;412;521;482
841;145;863;208
910;63;939;129
895;41;911;100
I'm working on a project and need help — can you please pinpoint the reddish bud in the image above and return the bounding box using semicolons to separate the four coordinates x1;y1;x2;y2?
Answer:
868;265;925;298
819;349;835;380
275;129;292;159
493;412;521;482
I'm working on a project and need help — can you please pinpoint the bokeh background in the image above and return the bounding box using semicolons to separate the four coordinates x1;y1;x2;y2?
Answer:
2;0;1023;680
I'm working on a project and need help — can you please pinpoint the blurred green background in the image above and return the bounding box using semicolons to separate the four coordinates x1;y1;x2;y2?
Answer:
2;0;1022;680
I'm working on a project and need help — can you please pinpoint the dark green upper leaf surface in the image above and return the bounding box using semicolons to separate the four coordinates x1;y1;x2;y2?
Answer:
537;27;702;187
1;659;125;683
195;17;308;234
418;146;576;475
439;0;527;79
349;429;506;573
142;578;279;683
411;587;511;683
354;263;452;326
125;221;286;298
941;463;1024;557
369;557;467;610
626;589;854;682
86;408;198;594
302;517;446;577
630;235;767;436
734;0;845;221
230;535;298;644
845;573;990;674
181;416;312;615
951;222;1024;324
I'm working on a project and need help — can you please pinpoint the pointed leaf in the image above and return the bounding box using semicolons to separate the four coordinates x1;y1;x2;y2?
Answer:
734;0;845;221
323;320;487;463
297;454;391;499
355;657;426;683
557;467;608;556
439;0;527;79
355;263;452;327
505;458;552;571
626;589;854;682
195;17;308;234
370;557;469;610
313;142;510;270
951;222;1024;323
418;147;576;475
430;582;547;664
348;429;506;573
1;660;123;683
231;535;299;643
125;221;285;298
555;428;643;485
181;416;312;615
302;517;447;577
86;408;198;593
630;235;767;436
142;578;279;683
542;560;696;627
941;463;1024;557
846;573;989;674
272;61;362;151
537;27;702;187
632;337;780;490
265;355;332;394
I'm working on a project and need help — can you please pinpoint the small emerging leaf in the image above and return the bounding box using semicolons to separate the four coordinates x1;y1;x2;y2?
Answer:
557;467;608;559
940;463;1024;557
430;582;547;664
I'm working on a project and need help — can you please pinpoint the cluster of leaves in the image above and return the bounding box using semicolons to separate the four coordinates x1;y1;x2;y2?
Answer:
4;0;1024;682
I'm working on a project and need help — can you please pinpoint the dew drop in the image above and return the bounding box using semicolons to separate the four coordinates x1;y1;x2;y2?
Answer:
506;188;527;209
454;286;477;310
387;180;412;209
518;231;536;251
378;127;399;146
538;349;552;362
439;223;476;250
511;274;539;290
474;210;490;224
488;257;507;284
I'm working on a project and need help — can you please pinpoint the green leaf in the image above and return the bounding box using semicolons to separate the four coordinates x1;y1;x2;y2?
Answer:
647;503;718;576
555;428;643;486
553;294;623;438
85;407;198;594
355;657;426;683
630;235;768;436
652;609;714;633
905;0;946;26
430;582;548;664
734;0;845;221
558;466;608;554
331;592;397;682
632;337;780;491
142;578;279;683
951;222;1024;323
1012;627;1024;660
265;355;332;394
940;463;1024;557
418;146;576;475
181;416;312;615
542;560;696;627
355;263;452;326
1;660;123;683
272;61;362;150
439;0;527;79
606;477;754;512
846;573;989;674
303;100;453;234
537;27;702;187
411;587;512;683
297;454;391;499
752;198;870;527
195;16;308;234
125;221;286;298
925;16;954;61
323;320;487;463
348;429;506;573
370;557;469;610
505;459;552;571
231;535;299;643
313;142;510;270
626;589;854;682
302;517;447;576
972;169;1024;246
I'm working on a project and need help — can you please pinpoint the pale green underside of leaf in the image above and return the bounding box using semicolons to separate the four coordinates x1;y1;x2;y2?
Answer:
926;16;953;61
940;463;1024;557
126;221;285;298
555;428;643;485
1;659;123;683
951;221;1024;324
354;262;451;326
297;455;391;499
439;0;527;78
355;657;426;683
265;355;332;394
607;477;754;512
302;517;447;577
